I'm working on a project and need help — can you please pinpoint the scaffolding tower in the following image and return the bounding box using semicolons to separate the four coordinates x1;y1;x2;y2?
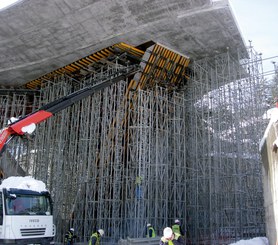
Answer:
0;42;267;244
185;44;266;244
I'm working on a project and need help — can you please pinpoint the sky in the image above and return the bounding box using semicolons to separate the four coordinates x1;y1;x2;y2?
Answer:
0;0;22;10
229;0;278;77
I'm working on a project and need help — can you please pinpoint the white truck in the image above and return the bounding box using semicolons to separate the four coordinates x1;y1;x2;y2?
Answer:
0;176;55;244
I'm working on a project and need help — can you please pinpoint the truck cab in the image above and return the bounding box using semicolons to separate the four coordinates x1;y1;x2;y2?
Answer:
0;177;55;245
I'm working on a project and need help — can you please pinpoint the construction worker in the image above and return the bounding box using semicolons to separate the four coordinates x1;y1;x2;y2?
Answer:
89;229;104;245
160;227;184;245
64;228;77;245
146;223;156;238
172;219;184;237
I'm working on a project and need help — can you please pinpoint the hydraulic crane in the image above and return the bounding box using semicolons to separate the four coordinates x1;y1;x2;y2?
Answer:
0;64;139;156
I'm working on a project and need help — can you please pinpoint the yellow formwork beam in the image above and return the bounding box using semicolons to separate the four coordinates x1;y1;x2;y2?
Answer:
24;43;144;90
112;43;144;58
138;43;190;90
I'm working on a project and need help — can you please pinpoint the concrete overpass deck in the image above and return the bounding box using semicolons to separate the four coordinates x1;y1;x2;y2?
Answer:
0;0;246;87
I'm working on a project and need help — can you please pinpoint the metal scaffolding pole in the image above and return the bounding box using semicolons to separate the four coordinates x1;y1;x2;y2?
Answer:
184;47;266;244
0;44;267;245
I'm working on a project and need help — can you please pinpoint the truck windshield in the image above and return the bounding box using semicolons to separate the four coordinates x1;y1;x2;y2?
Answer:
5;194;51;215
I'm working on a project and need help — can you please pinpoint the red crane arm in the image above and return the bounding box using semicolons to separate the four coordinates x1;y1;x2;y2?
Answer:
0;65;139;155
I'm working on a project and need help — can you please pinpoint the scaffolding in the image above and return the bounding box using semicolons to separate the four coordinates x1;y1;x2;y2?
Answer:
0;42;267;244
184;44;266;244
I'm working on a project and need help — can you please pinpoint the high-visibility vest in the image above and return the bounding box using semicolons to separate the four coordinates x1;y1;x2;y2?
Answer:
89;232;100;245
161;233;181;244
172;224;181;235
146;226;156;238
65;231;73;242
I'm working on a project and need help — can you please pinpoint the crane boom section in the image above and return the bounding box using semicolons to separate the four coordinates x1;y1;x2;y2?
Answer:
0;66;139;155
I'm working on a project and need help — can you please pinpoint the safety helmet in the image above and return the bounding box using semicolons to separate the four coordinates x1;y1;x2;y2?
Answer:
175;219;180;224
147;223;151;227
98;229;104;237
70;228;74;232
163;227;173;239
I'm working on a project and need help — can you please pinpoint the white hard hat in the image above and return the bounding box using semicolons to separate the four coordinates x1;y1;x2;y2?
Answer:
147;223;151;227
163;227;173;239
175;219;180;223
98;229;104;236
70;228;74;232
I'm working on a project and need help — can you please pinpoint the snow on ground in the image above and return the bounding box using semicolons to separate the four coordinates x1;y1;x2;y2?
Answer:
260;107;278;151
263;107;278;122
229;237;269;245
0;176;47;192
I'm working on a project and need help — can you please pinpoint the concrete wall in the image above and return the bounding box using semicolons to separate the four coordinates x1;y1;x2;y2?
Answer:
260;121;278;245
